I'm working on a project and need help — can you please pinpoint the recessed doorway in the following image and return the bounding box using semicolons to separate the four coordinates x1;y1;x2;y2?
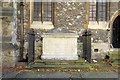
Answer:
112;15;120;48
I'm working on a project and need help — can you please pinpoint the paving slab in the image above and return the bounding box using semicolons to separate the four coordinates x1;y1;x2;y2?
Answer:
16;71;71;78
16;71;50;78
70;72;82;78
2;71;119;80
48;72;71;78
2;72;17;78
81;72;119;78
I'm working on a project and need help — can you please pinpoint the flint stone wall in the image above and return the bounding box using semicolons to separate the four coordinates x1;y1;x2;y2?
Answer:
56;2;87;32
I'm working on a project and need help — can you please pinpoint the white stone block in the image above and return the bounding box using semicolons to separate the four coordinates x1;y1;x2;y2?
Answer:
41;33;79;60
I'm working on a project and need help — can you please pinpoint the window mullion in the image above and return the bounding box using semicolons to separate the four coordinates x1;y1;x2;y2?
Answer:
47;2;48;21
106;2;107;21
102;1;103;21
53;3;56;27
92;2;93;21
41;2;44;23
51;2;54;24
96;2;99;23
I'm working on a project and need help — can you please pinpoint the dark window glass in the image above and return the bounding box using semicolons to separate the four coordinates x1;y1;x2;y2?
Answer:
33;2;52;21
33;2;41;21
44;2;52;21
89;2;97;21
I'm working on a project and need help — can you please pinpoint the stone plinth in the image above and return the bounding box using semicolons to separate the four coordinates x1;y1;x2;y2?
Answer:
41;32;79;60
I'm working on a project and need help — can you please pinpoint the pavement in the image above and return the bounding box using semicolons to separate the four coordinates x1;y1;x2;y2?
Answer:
1;71;119;80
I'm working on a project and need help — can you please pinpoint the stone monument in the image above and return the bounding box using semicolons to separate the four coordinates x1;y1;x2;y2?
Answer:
41;29;79;60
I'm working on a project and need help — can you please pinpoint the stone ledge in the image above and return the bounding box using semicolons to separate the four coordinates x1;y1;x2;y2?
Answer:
31;21;54;30
41;56;78;60
41;33;79;38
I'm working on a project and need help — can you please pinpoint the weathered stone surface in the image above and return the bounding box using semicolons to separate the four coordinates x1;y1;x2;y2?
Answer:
1;1;119;61
47;28;74;33
1;3;18;67
41;33;79;38
2;2;11;7
2;71;119;78
1;43;19;67
31;21;54;29
81;72;118;78
2;72;18;78
91;43;110;59
2;43;15;51
88;22;109;29
1;37;12;43
2;56;18;67
91;29;110;43
2;17;13;37
41;32;79;60
0;2;2;7
77;43;83;57
56;2;87;32
35;47;42;58
109;2;119;21
2;50;14;57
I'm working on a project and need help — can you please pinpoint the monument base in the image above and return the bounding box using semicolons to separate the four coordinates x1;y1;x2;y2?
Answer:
41;55;78;60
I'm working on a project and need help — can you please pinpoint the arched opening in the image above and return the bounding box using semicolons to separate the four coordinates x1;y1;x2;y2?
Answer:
112;15;120;48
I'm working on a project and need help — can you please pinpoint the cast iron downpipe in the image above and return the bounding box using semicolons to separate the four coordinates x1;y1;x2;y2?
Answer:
19;1;24;61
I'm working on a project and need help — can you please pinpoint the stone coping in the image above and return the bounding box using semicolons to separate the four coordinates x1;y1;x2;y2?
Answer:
41;33;79;38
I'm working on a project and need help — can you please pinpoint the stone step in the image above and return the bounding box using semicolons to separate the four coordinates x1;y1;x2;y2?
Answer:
26;63;90;70
26;58;89;70
34;62;85;65
107;51;120;60
16;62;28;66
109;51;120;55
110;48;120;50
108;54;120;60
109;55;120;60
34;59;85;65
110;59;120;66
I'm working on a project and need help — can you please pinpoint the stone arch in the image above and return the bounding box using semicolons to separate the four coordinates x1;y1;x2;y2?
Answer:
110;10;120;48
